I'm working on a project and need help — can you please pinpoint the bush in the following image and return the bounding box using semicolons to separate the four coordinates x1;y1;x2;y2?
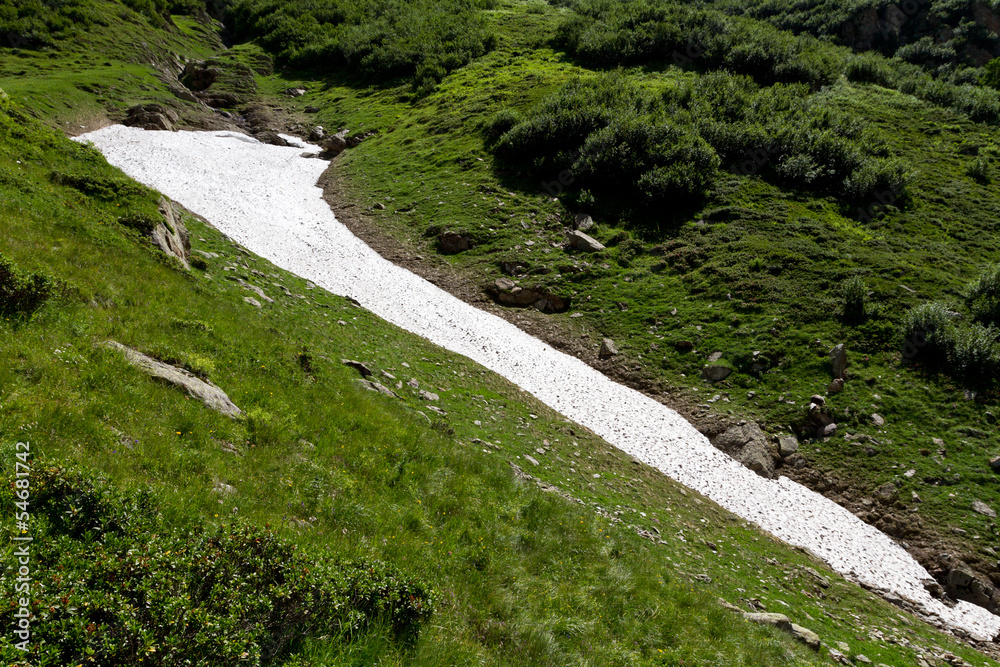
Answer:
901;301;953;365
0;254;53;317
968;263;1000;326
0;466;434;666
844;53;894;87
948;322;1000;383
965;155;991;182
842;275;867;322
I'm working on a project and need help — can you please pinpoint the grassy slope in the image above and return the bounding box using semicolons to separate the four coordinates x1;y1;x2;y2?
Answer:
265;0;1000;593
0;1;997;665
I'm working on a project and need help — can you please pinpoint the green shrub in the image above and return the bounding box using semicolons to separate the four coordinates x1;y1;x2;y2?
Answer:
948;322;1000;383
190;255;209;270
901;301;953;365
0;466;433;666
842;275;867;322
965;155;991;182
968;262;1000;326
984;57;1000;91
0;254;54;317
844;53;894;87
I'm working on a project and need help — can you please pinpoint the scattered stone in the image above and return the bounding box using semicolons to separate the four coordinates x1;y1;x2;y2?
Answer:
714;422;774;478
419;390;440;401
524;455;540;466
871;413;885;427
707;351;723;363
810;394;825;407
778;435;800;457
875;482;897;500
322;130;349;156
743;612;819;649
374;202;386;210
599;338;619;359
990;455;1000;472
123;103;177;131
820;423;837;437
341;359;373;378
151;198;191;268
789;623;821;651
438;230;473;254
308;125;325;141
283;87;307;97
566;230;605;252
243;296;262;308
573;213;594;231
701;363;732;382
828;378;845;393
972;499;996;518
829;344;848;379
718;598;743;613
103;341;242;417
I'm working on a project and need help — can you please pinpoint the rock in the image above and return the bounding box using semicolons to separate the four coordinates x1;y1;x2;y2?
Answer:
123;103;177;131
573;213;595;231
305;105;320;113
168;85;200;104
356;379;397;397
566;230;605;252
283;87;307;97
599;338;618;359
871;413;885;427
524;455;539;466
810;394;825;406
212;482;236;495
243;296;261;308
972;499;996;518
789;623;821;650
718;598;743;612
341;359;373;378
181;61;219;91
707;351;723;363
829;344;848;379
875;482;897;500
778;435;800;457
828;378;845;393
322;131;349;156
990;455;1000;472
744;612;791;630
308;126;325;141
714;422;775;478
419;390;440;401
701;364;732;382
103;341;242;417
438;230;472;254
256;131;289;147
151;198;191;268
820;423;838;437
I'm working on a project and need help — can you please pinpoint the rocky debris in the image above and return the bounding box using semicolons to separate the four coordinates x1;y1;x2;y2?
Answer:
181;60;219;91
871;413;885;427
828;378;845;393
743;612;820;650
875;482;897;500
484;278;569;314
701;363;731;382
941;560;1000;613
804;397;836;438
419;390;440;401
238;280;273;303
829;343;848;379
990;455;1000;472
356;379;397;397
599;338;618;359
573;213;595;231
322;130;349;156
151;198;191;268
168;85;201;104
566;230;605;252
123;103;178;131
103;341;242;417
243;296;262;308
972;499;996;518
712;421;775;478
308;125;325;141
778;435;800;457
438;230;473;254
341;359;373;378
196;91;242;109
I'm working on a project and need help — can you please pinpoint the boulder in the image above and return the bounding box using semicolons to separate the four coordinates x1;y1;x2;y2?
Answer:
599;338;618;359
789;623;821;651
485;279;569;313
778;435;800;457
103;341;241;418
871;413;885;427
123;103;177;131
256;131;289;147
573;213;595;231
701;364;732;382
322;130;349;156
308;125;325;141
714;422;774;478
151;198;190;268
744;613;820;651
181;61;219;91
438;230;472;254
973;499;996;518
566;230;605;252
341;359;373;378
829;344;848;379
828;378;845;393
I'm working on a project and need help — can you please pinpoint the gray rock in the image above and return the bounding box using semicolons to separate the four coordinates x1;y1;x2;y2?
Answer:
828;378;845;393
151;198;191;268
778;435;800;457
715;422;775;478
829;344;848;379
566;230;605;252
707;351;723;363
875;482;897;500
871;413;885;427
789;623;821;651
243;296;262;308
341;359;373;378
419;390;440;401
701;364;732;382
573;213;594;231
438;230;472;254
123;103;178;131
524;455;540;466
103;341;242;418
973;499;996;518
322;130;349;156
308;125;325;141
599;338;618;359
820;423;838;437
356;379;397;397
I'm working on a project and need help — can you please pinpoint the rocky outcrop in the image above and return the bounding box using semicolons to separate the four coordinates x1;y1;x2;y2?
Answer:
712;421;776;478
103;341;242;418
152;198;191;269
123;104;178;131
438;230;473;254
566;230;605;252
484;278;569;313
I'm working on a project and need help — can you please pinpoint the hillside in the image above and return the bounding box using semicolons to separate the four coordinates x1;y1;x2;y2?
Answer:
2;0;1000;664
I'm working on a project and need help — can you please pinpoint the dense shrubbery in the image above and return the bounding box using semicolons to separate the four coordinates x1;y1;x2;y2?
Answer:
0;466;433;666
0;254;54;317
227;0;497;91
487;71;909;214
969;262;1000;326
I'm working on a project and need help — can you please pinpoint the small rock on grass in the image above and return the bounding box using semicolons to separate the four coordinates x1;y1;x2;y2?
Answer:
599;338;618;359
341;359;373;377
972;499;996;518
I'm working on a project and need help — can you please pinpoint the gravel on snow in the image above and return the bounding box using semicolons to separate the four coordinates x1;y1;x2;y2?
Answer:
76;126;1000;641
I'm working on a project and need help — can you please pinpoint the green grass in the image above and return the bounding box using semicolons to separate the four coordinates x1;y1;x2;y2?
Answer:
2;0;1000;664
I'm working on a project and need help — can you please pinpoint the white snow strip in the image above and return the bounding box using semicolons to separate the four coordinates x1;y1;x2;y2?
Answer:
76;126;1000;641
